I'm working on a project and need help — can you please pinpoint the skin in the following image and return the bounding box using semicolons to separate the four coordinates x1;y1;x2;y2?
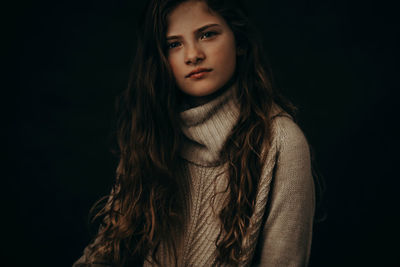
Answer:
166;0;237;101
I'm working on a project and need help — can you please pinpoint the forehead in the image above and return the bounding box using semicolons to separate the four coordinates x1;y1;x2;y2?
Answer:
166;1;226;34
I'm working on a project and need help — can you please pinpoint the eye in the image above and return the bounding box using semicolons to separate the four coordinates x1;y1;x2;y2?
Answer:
200;31;217;40
167;41;181;49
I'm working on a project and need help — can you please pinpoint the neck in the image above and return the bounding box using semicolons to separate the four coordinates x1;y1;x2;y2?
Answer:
179;82;240;166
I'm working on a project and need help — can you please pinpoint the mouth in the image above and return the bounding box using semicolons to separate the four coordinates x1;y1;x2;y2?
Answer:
185;68;212;78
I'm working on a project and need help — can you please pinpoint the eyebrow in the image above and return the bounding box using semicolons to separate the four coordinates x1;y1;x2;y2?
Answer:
166;23;220;40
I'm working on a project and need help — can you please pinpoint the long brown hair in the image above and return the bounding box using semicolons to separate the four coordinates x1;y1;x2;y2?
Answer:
86;0;325;266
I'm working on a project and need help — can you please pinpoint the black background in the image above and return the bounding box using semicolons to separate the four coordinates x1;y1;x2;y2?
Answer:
8;0;399;266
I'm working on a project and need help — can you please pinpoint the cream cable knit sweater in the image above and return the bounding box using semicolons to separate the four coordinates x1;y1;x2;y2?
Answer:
73;86;315;267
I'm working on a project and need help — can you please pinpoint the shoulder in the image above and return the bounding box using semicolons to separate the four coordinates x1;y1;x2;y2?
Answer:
257;104;312;186
274;117;309;151
254;109;315;267
269;104;310;156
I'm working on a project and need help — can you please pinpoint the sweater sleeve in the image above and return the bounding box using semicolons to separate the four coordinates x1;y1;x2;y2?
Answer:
257;116;315;267
72;232;112;267
72;193;115;267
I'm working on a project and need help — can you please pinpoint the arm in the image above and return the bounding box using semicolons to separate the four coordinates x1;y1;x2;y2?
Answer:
72;234;112;267
258;117;315;267
72;192;116;267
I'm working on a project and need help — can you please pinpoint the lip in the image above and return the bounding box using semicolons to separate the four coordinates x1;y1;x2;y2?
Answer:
185;68;212;78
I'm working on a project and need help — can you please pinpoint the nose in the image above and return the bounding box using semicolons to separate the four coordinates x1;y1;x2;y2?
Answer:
184;43;205;65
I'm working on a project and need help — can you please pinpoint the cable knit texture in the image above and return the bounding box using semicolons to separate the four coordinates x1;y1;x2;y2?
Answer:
73;86;315;267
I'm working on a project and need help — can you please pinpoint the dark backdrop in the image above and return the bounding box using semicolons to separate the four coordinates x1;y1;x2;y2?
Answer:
8;0;399;266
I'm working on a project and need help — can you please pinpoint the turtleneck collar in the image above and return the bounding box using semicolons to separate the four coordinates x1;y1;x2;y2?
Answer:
179;83;240;166
178;83;288;166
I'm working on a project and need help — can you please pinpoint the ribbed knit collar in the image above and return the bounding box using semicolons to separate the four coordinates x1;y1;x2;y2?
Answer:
179;84;287;166
179;84;240;166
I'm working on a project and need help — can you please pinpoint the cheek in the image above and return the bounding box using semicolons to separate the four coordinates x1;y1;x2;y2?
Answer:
167;56;181;79
214;42;236;74
169;60;181;81
212;36;236;64
167;56;175;70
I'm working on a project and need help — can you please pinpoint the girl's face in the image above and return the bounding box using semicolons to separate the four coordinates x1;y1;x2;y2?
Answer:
166;0;237;97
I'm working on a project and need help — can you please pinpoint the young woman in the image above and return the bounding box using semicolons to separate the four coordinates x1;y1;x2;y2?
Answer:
74;0;323;266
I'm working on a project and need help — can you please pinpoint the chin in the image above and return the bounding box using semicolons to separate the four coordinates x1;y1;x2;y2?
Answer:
185;88;219;97
181;82;222;97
